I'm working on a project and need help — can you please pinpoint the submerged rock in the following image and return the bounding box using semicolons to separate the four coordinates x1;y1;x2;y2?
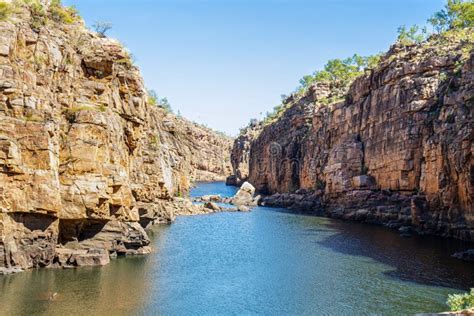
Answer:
452;249;474;262
200;195;222;202
56;248;110;268
398;226;415;237
204;202;222;211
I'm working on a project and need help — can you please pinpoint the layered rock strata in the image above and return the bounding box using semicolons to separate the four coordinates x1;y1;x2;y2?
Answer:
231;38;474;240
0;2;231;273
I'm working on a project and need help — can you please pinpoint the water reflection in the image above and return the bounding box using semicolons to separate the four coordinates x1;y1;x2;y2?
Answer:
0;256;153;315
316;220;474;290
1;182;473;315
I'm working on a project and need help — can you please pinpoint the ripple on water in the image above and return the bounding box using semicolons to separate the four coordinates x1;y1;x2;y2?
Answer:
1;182;473;315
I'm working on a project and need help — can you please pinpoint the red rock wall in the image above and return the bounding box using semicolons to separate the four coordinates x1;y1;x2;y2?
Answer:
241;42;473;240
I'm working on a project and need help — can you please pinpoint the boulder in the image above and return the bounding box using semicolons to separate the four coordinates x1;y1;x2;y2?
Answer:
231;181;257;207
74;252;110;267
55;248;110;267
204;202;221;211
200;195;222;202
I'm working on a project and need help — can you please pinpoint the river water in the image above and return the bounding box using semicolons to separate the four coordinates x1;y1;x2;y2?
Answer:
1;182;473;315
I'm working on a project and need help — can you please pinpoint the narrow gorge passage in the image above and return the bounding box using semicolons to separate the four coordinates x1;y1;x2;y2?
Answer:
0;0;473;314
1;182;473;315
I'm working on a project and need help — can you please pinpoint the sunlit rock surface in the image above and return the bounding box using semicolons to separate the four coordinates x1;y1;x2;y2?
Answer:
0;2;232;273
231;38;473;241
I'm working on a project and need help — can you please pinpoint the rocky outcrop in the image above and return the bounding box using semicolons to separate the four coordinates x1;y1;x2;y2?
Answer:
232;36;474;240
227;120;262;186
230;181;259;209
0;1;231;273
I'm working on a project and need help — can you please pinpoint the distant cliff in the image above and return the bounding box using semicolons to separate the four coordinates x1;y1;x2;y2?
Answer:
0;1;231;273
230;32;473;241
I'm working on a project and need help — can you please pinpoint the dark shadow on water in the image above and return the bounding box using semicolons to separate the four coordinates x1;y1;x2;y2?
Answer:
260;205;474;289
315;219;474;290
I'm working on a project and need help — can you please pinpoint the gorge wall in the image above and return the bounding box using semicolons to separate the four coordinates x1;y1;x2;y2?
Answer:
230;37;473;241
0;1;231;273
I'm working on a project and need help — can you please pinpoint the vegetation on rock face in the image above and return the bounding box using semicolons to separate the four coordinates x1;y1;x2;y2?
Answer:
0;1;12;21
396;25;428;46
92;21;112;37
257;0;473;127
147;89;173;113
396;0;473;46
259;53;382;125
429;0;474;32
298;53;382;93
447;289;474;311
5;0;80;30
49;0;79;24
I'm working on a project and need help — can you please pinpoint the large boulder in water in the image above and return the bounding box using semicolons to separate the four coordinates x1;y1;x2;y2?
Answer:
231;182;260;208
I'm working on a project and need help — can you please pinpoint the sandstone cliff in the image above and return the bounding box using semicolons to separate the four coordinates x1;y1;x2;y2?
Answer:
230;34;473;241
227;120;262;186
0;1;231;273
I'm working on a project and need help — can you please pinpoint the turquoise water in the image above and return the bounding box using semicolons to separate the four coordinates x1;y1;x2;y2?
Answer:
1;182;473;315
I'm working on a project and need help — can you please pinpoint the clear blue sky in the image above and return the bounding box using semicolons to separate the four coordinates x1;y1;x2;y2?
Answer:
64;0;444;136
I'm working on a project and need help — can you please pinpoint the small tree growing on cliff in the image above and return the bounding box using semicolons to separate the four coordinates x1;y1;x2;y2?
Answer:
93;21;112;37
147;89;173;113
159;97;172;113
49;0;79;24
396;25;428;46
147;89;158;106
428;0;474;32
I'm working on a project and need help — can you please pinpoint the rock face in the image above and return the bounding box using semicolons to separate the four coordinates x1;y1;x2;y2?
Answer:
231;38;474;241
0;2;231;273
227;121;262;186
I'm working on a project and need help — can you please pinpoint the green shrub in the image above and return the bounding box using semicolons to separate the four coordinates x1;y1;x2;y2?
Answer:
429;0;474;32
19;0;48;31
49;0;79;24
447;289;474;311
250;0;474;132
149;134;159;145
116;57;132;67
0;1;12;21
147;89;158;106
298;53;382;93
397;25;428;46
147;89;173;113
